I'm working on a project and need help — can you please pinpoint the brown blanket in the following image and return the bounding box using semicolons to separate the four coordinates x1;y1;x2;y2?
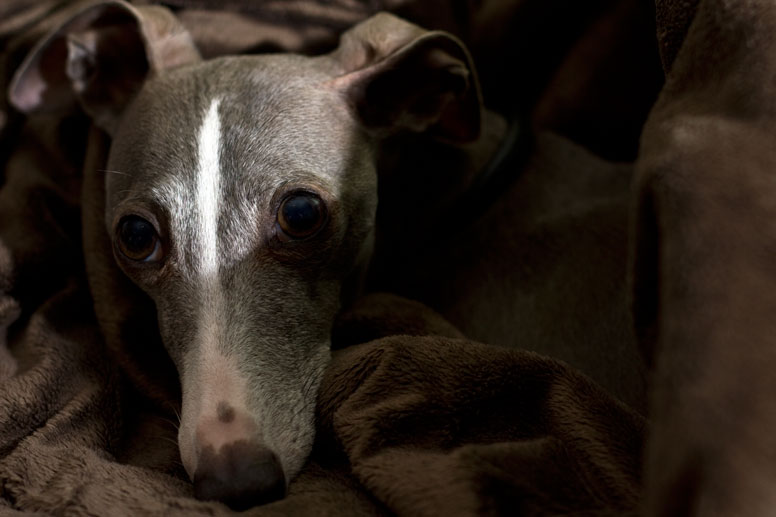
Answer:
0;0;756;515
634;0;776;515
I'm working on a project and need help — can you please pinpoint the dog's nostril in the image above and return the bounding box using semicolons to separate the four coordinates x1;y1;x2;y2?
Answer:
193;441;286;510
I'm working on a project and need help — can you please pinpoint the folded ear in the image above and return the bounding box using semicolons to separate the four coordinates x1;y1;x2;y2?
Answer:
8;0;200;134
329;12;482;143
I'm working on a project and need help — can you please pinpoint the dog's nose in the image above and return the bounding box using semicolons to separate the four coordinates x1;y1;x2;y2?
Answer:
193;441;286;510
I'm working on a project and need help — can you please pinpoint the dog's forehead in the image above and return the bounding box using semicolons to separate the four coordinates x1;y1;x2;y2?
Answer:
112;54;355;196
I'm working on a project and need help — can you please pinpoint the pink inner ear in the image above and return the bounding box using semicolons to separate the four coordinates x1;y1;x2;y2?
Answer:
8;2;199;118
9;35;73;114
10;70;46;113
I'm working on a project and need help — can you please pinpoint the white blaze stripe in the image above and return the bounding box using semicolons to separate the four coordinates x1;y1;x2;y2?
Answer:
197;98;222;277
195;97;227;385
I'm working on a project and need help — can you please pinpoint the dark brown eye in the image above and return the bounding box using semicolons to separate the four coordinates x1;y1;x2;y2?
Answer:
277;192;326;239
117;215;161;261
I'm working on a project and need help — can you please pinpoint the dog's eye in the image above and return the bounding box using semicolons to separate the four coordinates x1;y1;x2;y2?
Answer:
117;215;161;261
277;193;327;239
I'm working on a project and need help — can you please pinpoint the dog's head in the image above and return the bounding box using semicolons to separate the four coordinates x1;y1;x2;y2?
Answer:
9;1;480;509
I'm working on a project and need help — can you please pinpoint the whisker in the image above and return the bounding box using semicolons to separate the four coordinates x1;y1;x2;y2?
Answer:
99;169;131;176
158;416;181;431
167;402;183;426
160;436;180;447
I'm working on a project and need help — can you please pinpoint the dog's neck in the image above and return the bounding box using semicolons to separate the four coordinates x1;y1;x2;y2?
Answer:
363;109;511;294
374;109;510;240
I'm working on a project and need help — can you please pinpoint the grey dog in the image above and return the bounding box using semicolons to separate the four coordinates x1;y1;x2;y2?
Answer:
9;1;481;509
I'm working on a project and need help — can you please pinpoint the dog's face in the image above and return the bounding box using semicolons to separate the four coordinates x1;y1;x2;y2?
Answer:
106;55;377;487
9;2;480;509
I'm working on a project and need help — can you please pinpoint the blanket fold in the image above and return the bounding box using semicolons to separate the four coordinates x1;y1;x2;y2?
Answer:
633;1;776;515
317;329;644;516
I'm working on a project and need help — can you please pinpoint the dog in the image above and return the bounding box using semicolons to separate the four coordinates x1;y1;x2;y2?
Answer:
8;1;482;509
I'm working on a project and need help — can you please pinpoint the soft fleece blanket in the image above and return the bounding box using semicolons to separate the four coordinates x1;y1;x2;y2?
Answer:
0;0;759;515
634;0;776;515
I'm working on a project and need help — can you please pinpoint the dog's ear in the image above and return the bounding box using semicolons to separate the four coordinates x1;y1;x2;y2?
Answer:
328;12;481;143
8;1;200;134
